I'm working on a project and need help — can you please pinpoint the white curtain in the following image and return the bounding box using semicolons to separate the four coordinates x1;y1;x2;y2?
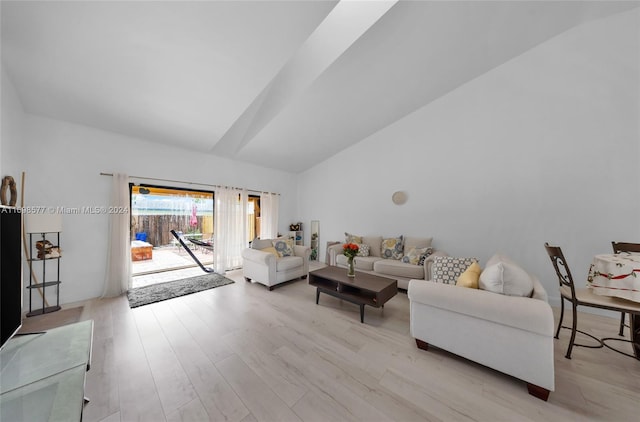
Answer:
260;193;279;239
102;173;131;297
214;187;247;274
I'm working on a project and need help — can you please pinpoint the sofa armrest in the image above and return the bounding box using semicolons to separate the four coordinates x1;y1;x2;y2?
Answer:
294;245;311;260
531;277;549;302
423;249;449;280
242;247;276;266
294;245;311;276
327;242;344;266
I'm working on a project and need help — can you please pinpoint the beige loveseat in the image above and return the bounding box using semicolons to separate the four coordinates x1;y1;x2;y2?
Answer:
408;254;555;401
242;238;310;290
327;235;447;290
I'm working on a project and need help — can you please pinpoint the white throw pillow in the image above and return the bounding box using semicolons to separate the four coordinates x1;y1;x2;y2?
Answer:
479;260;534;297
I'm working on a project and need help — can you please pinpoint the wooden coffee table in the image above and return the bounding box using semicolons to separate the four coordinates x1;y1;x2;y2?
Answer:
309;266;398;323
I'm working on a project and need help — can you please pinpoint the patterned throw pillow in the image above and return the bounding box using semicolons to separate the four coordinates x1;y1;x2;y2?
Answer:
344;232;363;244
417;248;434;266
432;256;478;284
402;247;433;265
381;235;404;260
272;238;294;257
356;243;370;257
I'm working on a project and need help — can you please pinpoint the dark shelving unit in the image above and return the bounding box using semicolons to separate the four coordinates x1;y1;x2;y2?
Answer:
27;231;61;317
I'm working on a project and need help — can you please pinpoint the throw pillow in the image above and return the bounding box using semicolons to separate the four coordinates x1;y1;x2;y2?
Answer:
345;232;363;244
260;246;280;259
402;247;432;265
432;256;478;285
363;236;383;258
381;235;404;260
417;248;434;266
251;238;273;250
456;261;482;289
356;243;370;257
479;259;534;297
272;238;294;257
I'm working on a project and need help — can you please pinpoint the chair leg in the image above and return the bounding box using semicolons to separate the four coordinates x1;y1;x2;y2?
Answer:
565;303;578;359
619;312;626;336
555;297;565;339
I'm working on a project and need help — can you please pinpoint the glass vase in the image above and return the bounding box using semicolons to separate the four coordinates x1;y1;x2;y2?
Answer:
347;256;355;277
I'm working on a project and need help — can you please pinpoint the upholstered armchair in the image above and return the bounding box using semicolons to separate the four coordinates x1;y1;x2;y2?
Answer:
241;238;311;290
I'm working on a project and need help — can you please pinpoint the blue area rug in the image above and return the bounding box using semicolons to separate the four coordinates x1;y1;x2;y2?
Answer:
127;273;234;308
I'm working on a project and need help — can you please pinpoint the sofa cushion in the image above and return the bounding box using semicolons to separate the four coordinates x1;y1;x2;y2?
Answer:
356;243;370;257
276;255;303;271
374;259;425;279
402;247;433;265
404;236;433;252
272;238;294;257
382;235;404;260
362;236;383;258
456;261;481;289
479;259;534;297
432;256;478;284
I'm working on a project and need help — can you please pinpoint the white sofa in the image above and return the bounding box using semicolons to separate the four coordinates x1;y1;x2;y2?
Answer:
242;238;310;290
408;271;555;401
327;235;447;290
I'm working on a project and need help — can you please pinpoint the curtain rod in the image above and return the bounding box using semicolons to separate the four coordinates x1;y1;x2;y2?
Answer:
99;172;279;195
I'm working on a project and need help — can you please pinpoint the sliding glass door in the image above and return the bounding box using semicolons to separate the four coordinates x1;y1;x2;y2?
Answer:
130;184;214;275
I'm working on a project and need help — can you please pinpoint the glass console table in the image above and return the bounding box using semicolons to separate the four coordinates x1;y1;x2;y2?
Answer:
1;320;93;422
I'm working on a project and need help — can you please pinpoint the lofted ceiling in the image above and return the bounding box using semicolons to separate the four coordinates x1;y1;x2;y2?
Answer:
2;1;638;173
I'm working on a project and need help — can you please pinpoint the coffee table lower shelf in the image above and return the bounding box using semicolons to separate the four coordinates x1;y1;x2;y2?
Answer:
309;266;397;323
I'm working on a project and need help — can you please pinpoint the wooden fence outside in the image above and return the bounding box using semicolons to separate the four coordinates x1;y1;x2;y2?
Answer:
131;215;211;247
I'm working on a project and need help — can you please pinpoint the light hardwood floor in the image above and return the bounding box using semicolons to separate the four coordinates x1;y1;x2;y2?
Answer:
25;263;640;421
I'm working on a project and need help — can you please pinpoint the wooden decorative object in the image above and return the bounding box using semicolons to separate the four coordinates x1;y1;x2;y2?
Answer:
1;176;18;206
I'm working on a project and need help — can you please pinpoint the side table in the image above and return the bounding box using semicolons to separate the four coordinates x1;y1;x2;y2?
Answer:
1;320;94;422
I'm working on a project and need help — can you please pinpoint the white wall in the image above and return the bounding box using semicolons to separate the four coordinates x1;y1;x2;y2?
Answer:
298;9;640;305
1;66;25;181
16;115;298;305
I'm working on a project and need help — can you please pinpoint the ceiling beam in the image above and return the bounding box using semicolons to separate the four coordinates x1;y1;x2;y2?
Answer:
211;0;398;157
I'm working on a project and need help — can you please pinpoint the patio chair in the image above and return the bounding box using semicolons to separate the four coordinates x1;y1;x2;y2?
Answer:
170;230;215;273
188;237;213;253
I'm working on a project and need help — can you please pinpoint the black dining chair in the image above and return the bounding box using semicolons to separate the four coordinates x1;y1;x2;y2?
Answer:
611;241;640;336
544;243;640;359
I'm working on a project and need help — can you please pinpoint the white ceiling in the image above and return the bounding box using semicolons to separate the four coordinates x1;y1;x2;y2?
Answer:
2;1;638;173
